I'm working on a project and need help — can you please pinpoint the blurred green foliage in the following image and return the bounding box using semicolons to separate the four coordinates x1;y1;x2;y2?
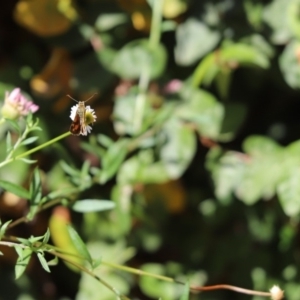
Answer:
1;0;300;299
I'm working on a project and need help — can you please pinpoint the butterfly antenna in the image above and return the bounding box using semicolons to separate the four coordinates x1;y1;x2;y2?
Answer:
67;95;79;103
84;93;98;103
67;93;97;103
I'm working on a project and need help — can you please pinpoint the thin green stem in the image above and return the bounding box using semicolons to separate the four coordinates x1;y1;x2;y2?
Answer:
16;131;71;159
102;261;174;283
133;0;164;134
149;0;164;49
0;131;71;168
50;251;131;300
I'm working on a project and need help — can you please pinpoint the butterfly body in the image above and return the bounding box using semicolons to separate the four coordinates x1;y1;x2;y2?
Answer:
68;94;97;136
70;101;87;135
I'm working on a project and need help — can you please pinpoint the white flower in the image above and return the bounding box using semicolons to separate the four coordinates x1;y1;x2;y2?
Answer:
69;103;97;136
270;285;284;300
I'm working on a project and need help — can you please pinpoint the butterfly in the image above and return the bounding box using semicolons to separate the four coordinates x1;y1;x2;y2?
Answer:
68;94;97;136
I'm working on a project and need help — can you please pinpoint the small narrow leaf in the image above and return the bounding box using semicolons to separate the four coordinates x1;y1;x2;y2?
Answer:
72;200;115;213
6;132;12;153
42;228;50;244
5;118;21;134
0;219;12;240
0;180;30;199
15;247;32;279
20;136;38;146
37;252;51;273
47;255;59;266
19;158;37;164
67;225;92;264
92;257;102;270
97;134;114;148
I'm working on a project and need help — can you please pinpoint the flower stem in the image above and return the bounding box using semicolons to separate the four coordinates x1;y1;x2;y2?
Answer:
0;131;71;168
15;131;71;159
149;0;164;49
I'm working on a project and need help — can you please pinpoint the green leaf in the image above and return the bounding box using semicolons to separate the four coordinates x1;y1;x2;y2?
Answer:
20;136;38;146
15;246;33;279
99;139;128;184
160;118;196;179
95;13;128;31
6;132;12;153
37;252;51;273
28;168;42;220
97;134;114;148
179;281;190;300
277;168;300;217
140;263;178;300
178;87;224;139
60;161;80;177
263;0;291;44
220;103;247;140
72;200;115;213
112;39;167;80
42;228;50;244
279;40;300;89
47;256;59;266
191;42;269;87
117;151;169;184
0;219;12;240
175;18;220;66
242;135;281;156
0;180;30;199
92;257;102;270
67;225;92;265
5;118;21;134
19;158;37;164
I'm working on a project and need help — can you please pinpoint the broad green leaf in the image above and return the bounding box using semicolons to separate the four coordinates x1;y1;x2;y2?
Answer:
279;40;300;89
72;199;115;213
277;168;300;217
160;118;196;179
117;151;170;185
210;151;245;204
112;39;167;80
220;103;247;139
15;246;33;279
37;252;50;273
242;135;281;156
178;87;224;139
0;180;30;199
192;42;269;87
67;225;92;265
263;0;291;44
175;18;220;66
236;153;283;205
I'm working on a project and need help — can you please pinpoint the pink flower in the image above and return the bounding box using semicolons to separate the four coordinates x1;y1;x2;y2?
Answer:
163;79;183;94
1;88;39;120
